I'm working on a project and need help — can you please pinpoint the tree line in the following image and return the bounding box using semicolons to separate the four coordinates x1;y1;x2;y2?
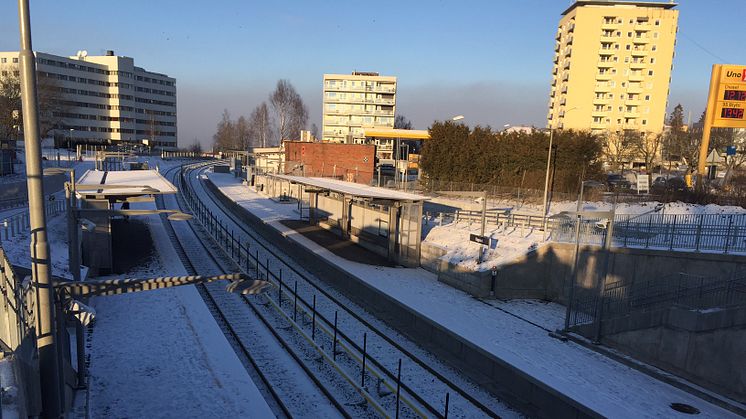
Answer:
420;121;604;193
213;79;312;151
0;72;67;142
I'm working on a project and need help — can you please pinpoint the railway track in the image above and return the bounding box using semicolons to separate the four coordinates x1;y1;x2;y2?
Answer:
171;160;515;418
155;165;352;419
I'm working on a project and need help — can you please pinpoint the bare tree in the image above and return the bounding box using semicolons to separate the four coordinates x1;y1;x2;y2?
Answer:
236;115;250;150
212;109;237;151
188;139;203;153
602;130;636;171
269;79;307;142
394;114;413;129
0;71;66;142
248;102;273;148
310;123;319;141
629;131;663;170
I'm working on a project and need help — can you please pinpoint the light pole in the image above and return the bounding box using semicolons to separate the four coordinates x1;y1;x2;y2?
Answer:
17;0;61;415
542;107;579;219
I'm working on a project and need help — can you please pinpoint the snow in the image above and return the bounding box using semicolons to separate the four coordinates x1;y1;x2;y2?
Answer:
210;171;739;419
77;169;177;195
424;220;542;271
0;160;275;418
86;204;274;418
270;174;428;201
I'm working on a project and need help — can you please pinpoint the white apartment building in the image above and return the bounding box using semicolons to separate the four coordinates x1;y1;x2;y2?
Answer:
322;72;396;143
0;50;177;149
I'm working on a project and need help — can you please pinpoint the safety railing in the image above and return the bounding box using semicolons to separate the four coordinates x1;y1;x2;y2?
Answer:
0;247;36;353
179;164;459;418
0;199;67;242
553;212;746;255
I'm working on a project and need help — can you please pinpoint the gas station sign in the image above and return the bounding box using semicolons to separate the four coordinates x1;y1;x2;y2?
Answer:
713;65;746;128
697;64;746;177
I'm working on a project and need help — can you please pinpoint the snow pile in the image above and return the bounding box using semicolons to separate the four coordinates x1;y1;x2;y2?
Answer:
424;221;542;271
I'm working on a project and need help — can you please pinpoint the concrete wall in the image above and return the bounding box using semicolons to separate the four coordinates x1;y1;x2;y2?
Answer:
204;177;600;418
0;172;66;204
601;306;746;403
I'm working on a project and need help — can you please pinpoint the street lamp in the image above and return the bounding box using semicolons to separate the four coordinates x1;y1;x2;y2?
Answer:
451;115;465;122
542;107;580;218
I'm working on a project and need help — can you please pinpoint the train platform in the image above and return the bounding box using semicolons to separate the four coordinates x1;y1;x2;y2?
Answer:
78;203;274;418
207;171;740;418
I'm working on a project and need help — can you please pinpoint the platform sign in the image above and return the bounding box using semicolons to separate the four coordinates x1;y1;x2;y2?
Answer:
469;234;489;245
712;65;746;129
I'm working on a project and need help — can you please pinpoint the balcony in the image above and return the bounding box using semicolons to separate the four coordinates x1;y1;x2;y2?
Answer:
624;111;640;118
594;84;612;92
566;35;574;45
630;60;646;69
591;122;607;130
625;99;641;106
601;21;619;30
633;36;650;44
563;61;571;70
325;84;366;93
597;59;615;67
366;85;396;94
593;97;610;105
564;47;572;57
629;73;644;82
596;72;612;80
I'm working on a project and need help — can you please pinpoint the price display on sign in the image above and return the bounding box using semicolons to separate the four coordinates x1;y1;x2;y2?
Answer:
713;65;746;128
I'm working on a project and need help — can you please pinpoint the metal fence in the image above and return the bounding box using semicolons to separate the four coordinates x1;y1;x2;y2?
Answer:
553;212;746;254
603;270;746;319
0;199;66;242
0;247;36;352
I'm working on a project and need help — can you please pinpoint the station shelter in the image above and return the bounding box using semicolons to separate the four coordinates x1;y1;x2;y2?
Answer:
75;169;176;274
256;174;427;267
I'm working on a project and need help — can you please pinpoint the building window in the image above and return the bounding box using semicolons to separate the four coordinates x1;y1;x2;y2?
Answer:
655;20;660;26
642;120;647;125
645;95;650;100
648;70;654;76
627;32;632;37
626;44;631;50
650;58;656;64
12;58;18;63
652;45;657;51
0;58;5;63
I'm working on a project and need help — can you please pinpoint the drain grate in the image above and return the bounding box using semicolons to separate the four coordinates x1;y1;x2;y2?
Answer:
670;403;700;415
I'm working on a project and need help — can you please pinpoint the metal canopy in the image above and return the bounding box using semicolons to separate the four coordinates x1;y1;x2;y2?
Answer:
270;174;428;202
77;169;177;196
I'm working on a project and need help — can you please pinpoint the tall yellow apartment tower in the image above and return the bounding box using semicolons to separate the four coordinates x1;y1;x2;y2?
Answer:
322;72;396;143
547;1;679;134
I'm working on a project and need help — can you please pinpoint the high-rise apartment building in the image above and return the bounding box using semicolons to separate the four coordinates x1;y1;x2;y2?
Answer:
0;50;177;148
547;1;678;134
322;72;396;143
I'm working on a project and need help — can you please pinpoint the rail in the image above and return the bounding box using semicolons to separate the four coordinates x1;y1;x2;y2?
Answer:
178;162;502;418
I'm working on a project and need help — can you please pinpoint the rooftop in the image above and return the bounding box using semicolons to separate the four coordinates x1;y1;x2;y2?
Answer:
562;1;677;16
269;174;428;202
77;169;177;196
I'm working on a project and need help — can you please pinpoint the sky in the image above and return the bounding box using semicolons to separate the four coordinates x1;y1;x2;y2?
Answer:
0;0;744;148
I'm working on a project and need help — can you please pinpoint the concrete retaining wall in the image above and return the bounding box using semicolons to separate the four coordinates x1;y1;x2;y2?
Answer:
204;177;600;419
602;306;746;403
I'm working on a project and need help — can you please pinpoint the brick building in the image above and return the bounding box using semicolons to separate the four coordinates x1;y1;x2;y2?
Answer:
284;141;375;184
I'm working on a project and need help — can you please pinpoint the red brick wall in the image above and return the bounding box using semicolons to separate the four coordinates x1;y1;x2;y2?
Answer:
284;141;375;184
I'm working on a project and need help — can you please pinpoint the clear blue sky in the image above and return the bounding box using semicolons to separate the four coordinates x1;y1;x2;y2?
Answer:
1;0;744;147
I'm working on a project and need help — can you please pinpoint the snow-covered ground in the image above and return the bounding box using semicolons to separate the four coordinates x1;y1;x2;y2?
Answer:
86;206;273;418
0;159;275;418
209;171;740;418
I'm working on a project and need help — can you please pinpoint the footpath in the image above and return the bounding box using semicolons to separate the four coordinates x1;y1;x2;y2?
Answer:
208;171;739;419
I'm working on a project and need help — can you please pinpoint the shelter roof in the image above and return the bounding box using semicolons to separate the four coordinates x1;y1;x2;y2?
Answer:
77;169;177;196
270;174;428;202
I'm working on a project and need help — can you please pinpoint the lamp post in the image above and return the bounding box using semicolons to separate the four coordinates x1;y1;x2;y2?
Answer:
542;107;579;219
17;0;61;415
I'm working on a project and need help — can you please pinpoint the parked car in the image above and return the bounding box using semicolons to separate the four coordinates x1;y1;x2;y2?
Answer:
606;173;631;190
650;176;688;194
